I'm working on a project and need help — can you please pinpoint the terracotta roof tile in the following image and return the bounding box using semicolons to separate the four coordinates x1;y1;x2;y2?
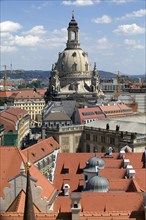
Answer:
22;137;60;163
0;147;57;201
6;190;40;213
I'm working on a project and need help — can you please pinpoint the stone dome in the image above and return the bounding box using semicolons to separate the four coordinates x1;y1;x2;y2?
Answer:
85;175;109;192
86;156;105;170
56;49;91;78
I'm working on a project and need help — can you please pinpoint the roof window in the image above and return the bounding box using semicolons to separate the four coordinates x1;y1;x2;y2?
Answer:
31;153;35;157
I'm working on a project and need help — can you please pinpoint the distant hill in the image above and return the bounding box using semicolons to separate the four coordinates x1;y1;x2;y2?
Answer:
0;70;145;79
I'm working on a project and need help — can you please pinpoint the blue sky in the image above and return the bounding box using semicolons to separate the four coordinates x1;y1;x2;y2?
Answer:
0;0;145;75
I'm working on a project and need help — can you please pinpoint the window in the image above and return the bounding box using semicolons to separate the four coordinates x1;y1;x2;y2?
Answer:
101;136;105;143
85;174;88;181
61;167;69;174
86;144;90;152
93;135;97;142
110;137;115;145
85;63;88;71
86;134;90;140
72;63;77;71
72;52;76;57
71;31;75;41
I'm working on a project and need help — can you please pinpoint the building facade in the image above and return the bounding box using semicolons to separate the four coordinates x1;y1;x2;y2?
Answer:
10;90;45;126
0;107;30;147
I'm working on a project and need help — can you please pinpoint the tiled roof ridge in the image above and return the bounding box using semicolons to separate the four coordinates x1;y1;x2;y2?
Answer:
5;111;19;121
0;115;16;125
7;107;28;116
132;179;145;192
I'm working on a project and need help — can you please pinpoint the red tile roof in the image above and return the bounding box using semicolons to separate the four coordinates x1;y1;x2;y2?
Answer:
7;190;40;213
12;90;42;100
0;147;57;201
22;137;60;163
0;107;29;132
54;152;146;193
0;91;14;98
78;107;105;123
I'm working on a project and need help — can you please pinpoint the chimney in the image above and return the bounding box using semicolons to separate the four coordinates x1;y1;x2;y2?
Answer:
124;159;130;168
120;150;125;159
63;184;70;196
70;193;81;220
128;169;136;179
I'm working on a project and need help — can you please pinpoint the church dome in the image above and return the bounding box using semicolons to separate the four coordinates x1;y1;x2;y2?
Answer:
85;175;109;192
86;156;105;170
56;49;91;78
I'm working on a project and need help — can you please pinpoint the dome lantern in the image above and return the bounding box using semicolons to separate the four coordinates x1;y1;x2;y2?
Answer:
67;11;80;49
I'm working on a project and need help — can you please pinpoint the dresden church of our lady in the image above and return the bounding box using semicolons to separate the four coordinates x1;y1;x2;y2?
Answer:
45;12;104;102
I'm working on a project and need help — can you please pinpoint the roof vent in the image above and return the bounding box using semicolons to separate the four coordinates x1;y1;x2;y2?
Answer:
124;159;130;168
63;184;70;196
126;165;133;176
120;150;125;159
128;169;136;179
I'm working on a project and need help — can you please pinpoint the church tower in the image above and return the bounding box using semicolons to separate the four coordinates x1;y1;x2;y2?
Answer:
46;12;103;101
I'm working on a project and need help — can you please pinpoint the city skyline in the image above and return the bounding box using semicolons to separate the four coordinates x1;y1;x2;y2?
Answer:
0;0;145;75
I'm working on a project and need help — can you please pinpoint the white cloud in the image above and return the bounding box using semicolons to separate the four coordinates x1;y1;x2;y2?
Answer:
46;28;67;48
134;44;144;49
96;37;112;49
124;39;136;45
114;24;145;34
62;0;100;6
24;25;46;35
31;2;48;10
0;21;68;53
0;21;22;32
14;35;41;46
125;9;146;18
118;9;146;20
124;39;144;49
1;45;17;53
112;0;135;4
92;15;112;24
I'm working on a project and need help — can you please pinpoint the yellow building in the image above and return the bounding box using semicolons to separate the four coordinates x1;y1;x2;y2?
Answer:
11;90;45;126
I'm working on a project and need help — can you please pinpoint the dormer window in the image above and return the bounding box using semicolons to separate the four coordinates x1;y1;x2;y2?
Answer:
32;153;35;157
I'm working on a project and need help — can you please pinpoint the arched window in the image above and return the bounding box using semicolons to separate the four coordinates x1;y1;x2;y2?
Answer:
71;31;75;41
61;63;65;71
86;144;90;152
85;63;88;71
72;63;77;71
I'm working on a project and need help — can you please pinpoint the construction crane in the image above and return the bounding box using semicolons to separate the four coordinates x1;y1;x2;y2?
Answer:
100;70;129;97
3;65;7;91
116;70;120;96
